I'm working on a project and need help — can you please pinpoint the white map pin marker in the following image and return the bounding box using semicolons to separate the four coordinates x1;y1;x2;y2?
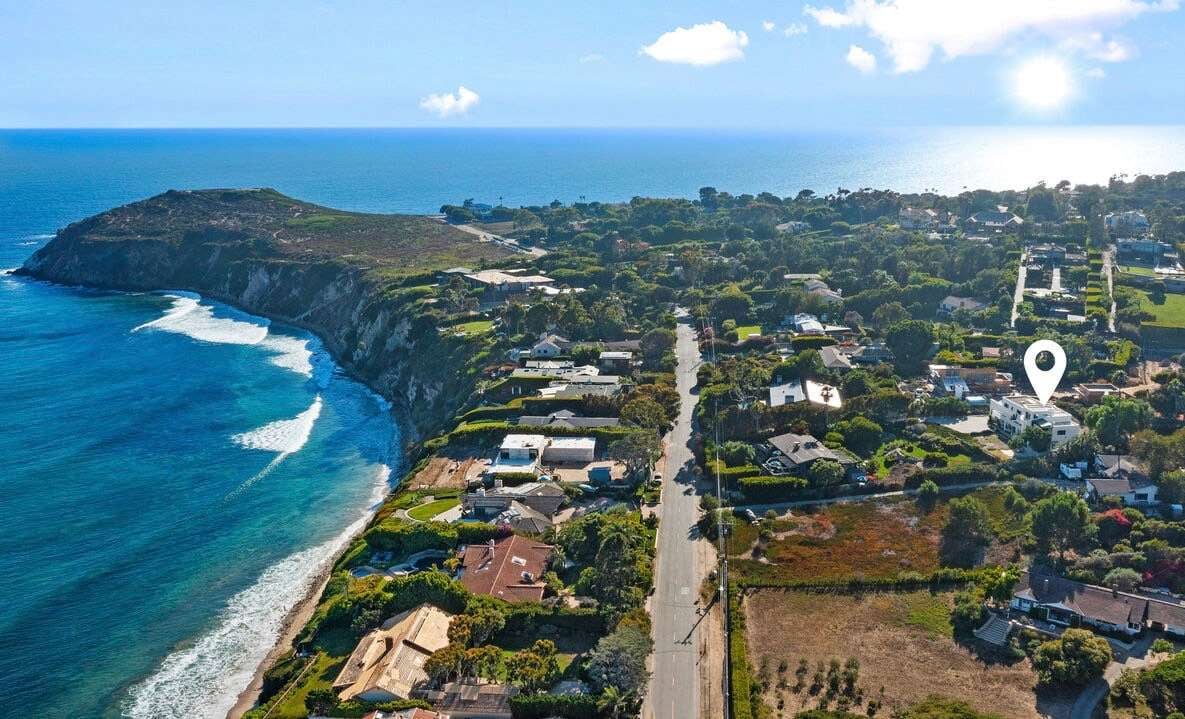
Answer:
1023;339;1067;405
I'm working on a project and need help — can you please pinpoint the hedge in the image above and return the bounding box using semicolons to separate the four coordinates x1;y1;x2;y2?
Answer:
327;699;432;717
510;694;600;719
903;463;999;489
498;604;605;637
729;593;755;719
733;566;986;591
738;475;810;501
790;335;838;351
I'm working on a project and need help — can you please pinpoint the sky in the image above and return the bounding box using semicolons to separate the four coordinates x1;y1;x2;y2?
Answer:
2;0;1184;128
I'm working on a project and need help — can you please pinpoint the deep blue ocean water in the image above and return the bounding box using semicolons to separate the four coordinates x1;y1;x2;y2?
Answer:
3;127;1185;719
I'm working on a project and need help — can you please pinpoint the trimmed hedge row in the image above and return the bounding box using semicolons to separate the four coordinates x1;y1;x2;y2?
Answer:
729;593;755;719
510;694;599;719
903;463;999;489
790;335;838;351
738;475;810;501
733;566;986;591
499;603;606;637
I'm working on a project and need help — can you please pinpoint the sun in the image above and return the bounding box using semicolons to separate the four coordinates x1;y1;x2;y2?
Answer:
1012;56;1074;112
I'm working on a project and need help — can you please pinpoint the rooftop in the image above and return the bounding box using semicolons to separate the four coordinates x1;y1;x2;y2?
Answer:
459;535;553;602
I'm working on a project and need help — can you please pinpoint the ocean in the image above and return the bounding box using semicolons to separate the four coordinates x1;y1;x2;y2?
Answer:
2;126;1185;719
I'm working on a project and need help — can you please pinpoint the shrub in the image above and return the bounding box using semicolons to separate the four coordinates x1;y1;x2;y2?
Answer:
509;694;599;719
1032;628;1112;687
738;475;810;502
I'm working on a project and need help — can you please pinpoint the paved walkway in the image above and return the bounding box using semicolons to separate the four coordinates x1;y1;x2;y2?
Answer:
1103;246;1118;333
452;222;548;257
1012;253;1028;328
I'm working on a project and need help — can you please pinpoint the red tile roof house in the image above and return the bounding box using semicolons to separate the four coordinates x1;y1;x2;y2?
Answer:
459;534;553;602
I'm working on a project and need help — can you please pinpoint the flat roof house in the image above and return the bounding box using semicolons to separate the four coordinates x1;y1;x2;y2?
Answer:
332;604;453;702
459;535;553;603
989;394;1081;448
542;436;596;464
422;682;517;719
490;434;548;476
598;350;634;373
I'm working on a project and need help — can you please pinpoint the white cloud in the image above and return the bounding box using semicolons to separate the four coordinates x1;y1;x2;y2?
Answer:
846;44;878;73
579;53;605;63
803;0;1178;73
1087;66;1108;78
418;86;480;118
762;20;777;32
640;20;750;66
783;22;809;36
1061;32;1134;61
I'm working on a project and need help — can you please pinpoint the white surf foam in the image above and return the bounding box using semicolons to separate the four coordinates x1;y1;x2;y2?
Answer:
133;292;269;345
225;397;324;500
122;467;390;719
257;333;335;386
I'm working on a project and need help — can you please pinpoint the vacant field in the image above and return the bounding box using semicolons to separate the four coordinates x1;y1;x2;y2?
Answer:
1135;288;1185;328
728;487;1027;584
743;590;1060;719
727;498;946;583
406;456;473;491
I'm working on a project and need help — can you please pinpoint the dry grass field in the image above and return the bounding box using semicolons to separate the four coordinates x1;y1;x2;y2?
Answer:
742;590;1070;719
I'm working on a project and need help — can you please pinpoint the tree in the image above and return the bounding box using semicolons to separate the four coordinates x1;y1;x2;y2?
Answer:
587;625;653;695
940;496;993;567
1031;492;1091;560
304;688;338;715
885;320;933;374
1159;469;1185;504
1011;424;1052;453
505;639;561;693
639;327;676;367
872;301;909;330
709;284;754;323
833;415;883;455
1032;629;1112;687
1085;396;1153;448
620;396;669;432
608;431;662;477
916;479;940;512
1104;567;1142;591
721;440;757;467
569;343;602;366
525;303;558;335
809;459;846;491
425;643;468;684
596;685;643;719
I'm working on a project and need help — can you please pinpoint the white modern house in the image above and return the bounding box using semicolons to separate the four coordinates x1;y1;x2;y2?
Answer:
989;394;1081;447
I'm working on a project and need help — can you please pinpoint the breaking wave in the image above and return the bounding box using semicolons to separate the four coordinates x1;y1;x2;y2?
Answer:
226;397;324;499
122;468;390;719
133;292;269;345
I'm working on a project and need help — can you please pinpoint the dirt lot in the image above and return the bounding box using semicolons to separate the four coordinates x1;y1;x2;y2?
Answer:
743;590;1070;719
406;456;476;491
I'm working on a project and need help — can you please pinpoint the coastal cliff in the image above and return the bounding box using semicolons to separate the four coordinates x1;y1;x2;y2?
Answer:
18;188;513;439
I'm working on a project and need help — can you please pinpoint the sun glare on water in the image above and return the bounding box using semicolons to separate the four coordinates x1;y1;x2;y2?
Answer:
1012;56;1074;112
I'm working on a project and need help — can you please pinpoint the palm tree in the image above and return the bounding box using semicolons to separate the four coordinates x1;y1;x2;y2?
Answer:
597;687;640;719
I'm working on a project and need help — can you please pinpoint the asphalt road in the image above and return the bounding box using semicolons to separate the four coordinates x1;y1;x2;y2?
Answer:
646;314;706;719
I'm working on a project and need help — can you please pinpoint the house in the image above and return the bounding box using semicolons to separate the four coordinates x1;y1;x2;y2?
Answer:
464;269;555;294
790;312;824;335
1095;454;1149;483
900;207;939;230
490;434;548;476
530;334;571;358
1106;210;1151;235
766;432;853;474
517;410;620;430
459;535;553;602
777;220;812;234
1086;478;1159;506
1012;571;1185;638
542;437;596;464
423;682;517;719
332;604;453;702
804;379;842;409
1117;237;1176;266
1075;383;1122;403
989;395;1082;448
544;381;626;400
939;296;987;315
602;339;642;353
965;210;1023;231
768;382;806;407
848;341;895;365
465;481;566;518
598;350;634;373
493;500;552;535
819;345;853;371
929;364;999;392
512;365;599;382
809;285;844;305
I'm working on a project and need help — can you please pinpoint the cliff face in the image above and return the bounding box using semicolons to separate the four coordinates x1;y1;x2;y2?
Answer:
18;189;510;439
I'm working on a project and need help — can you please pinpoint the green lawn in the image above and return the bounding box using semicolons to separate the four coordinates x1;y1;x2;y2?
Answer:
870;443;970;475
735;324;762;338
407;497;461;521
453;319;494;336
1135;289;1185;328
1119;265;1159;277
